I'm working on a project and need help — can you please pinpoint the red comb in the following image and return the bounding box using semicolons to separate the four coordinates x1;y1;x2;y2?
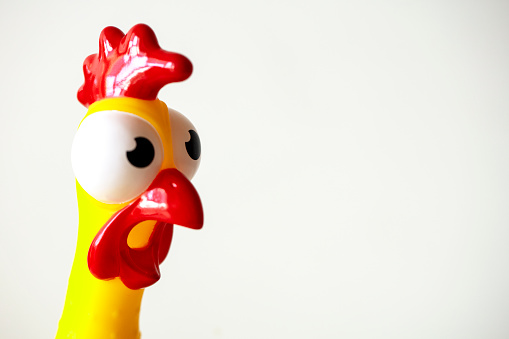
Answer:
77;24;193;107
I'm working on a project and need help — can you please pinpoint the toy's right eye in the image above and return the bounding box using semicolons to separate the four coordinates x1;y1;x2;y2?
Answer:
71;110;163;204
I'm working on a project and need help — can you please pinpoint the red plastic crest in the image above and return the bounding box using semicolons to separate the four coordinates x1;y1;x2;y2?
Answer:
77;24;193;107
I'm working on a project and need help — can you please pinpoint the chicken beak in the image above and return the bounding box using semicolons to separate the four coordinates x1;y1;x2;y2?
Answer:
135;168;203;229
88;168;203;289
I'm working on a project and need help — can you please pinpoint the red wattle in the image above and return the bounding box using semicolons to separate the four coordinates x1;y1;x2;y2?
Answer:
88;169;203;289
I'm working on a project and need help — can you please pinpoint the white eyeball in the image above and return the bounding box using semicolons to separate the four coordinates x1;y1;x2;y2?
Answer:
169;108;201;180
71;110;163;204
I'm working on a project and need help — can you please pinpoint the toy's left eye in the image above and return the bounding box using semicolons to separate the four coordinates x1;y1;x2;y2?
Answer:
71;110;163;204
169;108;201;180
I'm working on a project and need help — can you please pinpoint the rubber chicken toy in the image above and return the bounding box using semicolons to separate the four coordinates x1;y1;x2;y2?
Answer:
56;24;203;338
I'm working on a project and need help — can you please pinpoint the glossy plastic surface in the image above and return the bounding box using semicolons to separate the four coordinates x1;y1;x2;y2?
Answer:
71;110;164;203
78;24;193;107
88;168;203;290
56;24;202;339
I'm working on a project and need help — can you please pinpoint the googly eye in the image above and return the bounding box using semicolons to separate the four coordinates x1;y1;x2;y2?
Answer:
71;110;163;204
169;108;201;180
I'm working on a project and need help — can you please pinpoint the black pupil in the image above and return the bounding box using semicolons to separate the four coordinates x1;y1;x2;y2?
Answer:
185;130;201;160
127;137;155;168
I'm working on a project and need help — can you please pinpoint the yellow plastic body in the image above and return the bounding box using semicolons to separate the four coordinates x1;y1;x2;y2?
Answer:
56;98;175;339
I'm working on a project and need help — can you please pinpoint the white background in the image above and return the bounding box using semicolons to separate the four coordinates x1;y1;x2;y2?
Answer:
1;0;508;338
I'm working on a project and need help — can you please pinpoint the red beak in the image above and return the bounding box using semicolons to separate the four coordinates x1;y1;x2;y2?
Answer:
88;168;203;289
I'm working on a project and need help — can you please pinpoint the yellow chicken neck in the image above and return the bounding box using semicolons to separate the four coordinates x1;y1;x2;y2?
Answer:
57;98;175;338
56;183;154;339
